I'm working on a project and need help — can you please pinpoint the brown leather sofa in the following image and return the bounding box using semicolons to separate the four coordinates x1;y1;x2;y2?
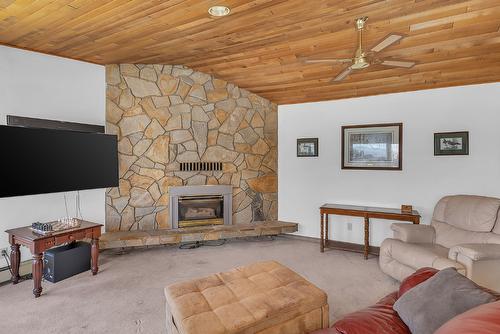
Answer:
311;267;500;334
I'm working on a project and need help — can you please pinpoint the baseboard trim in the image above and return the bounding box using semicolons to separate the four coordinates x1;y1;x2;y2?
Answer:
282;233;319;242
283;233;380;256
0;260;31;285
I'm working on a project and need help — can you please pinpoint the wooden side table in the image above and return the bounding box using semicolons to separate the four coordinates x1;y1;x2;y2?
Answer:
319;204;420;259
5;220;102;298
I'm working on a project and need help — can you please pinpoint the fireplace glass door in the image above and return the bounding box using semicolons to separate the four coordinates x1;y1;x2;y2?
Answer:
178;195;224;228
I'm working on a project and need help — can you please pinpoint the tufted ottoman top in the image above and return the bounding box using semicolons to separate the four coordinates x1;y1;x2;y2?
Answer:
164;261;328;334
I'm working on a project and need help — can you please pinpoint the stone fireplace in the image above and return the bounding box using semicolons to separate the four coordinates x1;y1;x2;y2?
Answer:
105;64;278;232
169;185;232;229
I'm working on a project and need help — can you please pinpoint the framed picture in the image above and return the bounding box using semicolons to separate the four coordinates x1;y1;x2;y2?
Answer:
434;131;469;156
297;138;319;157
342;123;402;170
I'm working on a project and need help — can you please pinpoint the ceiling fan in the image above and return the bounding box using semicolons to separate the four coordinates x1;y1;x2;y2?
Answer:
303;17;416;82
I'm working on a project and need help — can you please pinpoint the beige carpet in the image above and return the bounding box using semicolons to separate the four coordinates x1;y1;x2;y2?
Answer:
0;236;398;334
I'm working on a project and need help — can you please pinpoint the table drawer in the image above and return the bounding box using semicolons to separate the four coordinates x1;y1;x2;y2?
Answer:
43;238;56;249
55;231;85;244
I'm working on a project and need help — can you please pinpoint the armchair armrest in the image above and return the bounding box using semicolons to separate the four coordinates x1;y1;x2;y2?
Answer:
449;244;500;261
391;223;435;243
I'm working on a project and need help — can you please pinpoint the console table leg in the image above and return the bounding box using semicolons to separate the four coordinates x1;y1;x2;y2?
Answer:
320;213;324;253
10;244;21;284
91;238;99;275
364;217;370;260
32;253;43;298
325;214;329;247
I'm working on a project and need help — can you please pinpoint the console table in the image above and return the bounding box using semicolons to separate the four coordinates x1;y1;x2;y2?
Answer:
5;220;102;298
319;204;420;259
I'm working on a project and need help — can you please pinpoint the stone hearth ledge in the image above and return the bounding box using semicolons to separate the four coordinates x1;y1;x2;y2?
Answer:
99;220;298;249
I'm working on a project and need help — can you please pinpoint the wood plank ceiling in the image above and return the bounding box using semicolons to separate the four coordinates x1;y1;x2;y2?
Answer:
1;0;500;104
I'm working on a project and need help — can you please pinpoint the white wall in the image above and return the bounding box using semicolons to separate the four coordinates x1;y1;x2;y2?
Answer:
278;83;500;246
0;46;106;261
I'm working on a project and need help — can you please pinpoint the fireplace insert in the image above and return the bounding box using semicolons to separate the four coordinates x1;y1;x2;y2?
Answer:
178;195;224;228
169;185;232;229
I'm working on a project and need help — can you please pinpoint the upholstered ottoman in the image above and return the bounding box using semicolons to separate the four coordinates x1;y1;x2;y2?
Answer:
164;261;329;334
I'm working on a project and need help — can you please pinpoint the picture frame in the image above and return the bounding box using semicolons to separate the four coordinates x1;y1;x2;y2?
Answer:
342;123;402;170
434;131;469;156
297;138;319;157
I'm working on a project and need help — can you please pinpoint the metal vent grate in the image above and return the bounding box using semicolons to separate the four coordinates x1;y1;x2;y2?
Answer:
180;162;223;172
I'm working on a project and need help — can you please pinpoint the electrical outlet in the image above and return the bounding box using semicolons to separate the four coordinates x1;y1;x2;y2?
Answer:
347;222;353;231
0;247;8;257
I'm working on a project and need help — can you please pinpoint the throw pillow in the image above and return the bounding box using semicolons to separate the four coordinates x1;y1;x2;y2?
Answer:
393;267;495;334
398;267;438;298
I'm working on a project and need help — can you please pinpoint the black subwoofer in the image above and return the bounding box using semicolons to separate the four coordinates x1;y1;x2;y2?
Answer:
43;241;91;283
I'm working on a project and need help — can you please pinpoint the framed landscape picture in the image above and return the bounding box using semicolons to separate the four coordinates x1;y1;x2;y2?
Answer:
342;123;402;170
434;131;469;156
297;138;319;157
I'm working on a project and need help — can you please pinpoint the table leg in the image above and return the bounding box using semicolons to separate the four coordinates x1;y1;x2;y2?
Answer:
91;238;99;275
364;217;370;260
320;213;324;253
325;214;329;247
10;244;21;284
32;253;43;298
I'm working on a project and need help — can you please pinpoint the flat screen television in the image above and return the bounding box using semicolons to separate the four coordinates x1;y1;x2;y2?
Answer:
0;125;119;198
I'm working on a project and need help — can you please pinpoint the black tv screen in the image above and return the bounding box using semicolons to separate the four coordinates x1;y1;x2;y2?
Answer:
0;125;118;198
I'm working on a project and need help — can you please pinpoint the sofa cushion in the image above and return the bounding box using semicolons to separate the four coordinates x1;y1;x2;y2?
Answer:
382;239;465;273
398;267;438;298
435;300;500;334
332;292;409;334
432;195;500;233
433;220;500;248
393;268;496;334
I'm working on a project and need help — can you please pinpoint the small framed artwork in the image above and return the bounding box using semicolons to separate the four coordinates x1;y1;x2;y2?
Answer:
297;138;319;157
342;123;402;170
434;131;469;156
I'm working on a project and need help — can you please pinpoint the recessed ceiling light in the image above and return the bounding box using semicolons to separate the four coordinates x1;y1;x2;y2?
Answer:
208;5;231;17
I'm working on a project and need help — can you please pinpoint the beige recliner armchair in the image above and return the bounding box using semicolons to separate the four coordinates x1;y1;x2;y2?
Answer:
380;195;500;291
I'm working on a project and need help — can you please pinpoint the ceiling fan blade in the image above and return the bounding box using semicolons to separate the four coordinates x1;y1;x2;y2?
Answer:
303;58;352;64
380;60;416;68
371;34;404;52
332;67;352;82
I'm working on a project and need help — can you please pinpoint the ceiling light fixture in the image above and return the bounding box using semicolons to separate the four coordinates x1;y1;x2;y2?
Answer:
208;5;230;17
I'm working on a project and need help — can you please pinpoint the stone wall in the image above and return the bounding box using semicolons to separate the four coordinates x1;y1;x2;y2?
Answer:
105;64;278;231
